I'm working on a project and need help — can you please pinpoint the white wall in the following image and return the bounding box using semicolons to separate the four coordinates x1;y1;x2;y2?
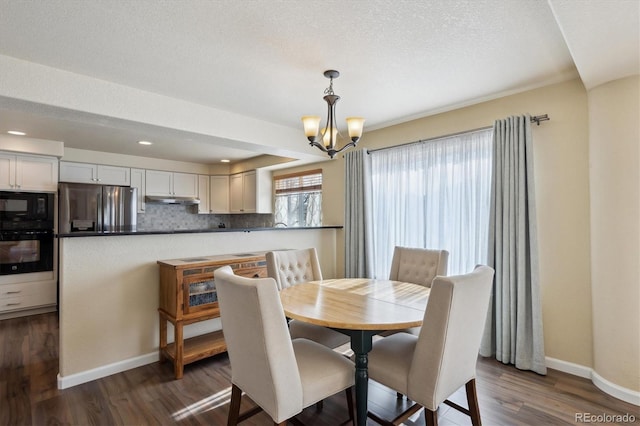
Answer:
58;229;337;386
0;134;64;157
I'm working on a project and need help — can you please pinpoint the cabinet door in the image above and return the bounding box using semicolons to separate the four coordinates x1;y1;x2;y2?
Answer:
182;272;218;315
210;175;229;213
59;161;98;184
197;175;210;214
242;171;257;213
130;168;146;213
254;169;273;214
0;153;16;190
229;173;244;213
145;170;173;196
173;173;198;197
16;155;59;192
97;165;130;186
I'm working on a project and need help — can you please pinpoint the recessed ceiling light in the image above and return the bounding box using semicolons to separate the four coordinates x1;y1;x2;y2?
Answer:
220;159;230;163
138;140;153;145
7;130;26;136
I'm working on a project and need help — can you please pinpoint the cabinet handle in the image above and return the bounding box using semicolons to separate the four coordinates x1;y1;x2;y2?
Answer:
6;303;21;306
5;291;21;294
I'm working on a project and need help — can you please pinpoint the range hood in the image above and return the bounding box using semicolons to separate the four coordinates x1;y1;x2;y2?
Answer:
145;195;200;205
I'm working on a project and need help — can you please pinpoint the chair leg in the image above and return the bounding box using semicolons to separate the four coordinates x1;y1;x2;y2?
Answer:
227;384;242;426
345;387;355;425
465;379;482;426
424;408;438;426
396;391;404;399
228;383;264;425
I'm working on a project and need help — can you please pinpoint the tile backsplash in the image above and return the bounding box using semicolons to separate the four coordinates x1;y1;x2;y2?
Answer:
137;204;274;231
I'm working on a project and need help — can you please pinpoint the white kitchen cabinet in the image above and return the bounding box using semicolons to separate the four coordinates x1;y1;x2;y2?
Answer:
210;175;229;213
0;153;58;192
0;270;57;319
145;170;198;197
0;280;57;315
59;161;130;186
229;170;272;213
130;168;146;213
197;175;210;214
229;173;243;212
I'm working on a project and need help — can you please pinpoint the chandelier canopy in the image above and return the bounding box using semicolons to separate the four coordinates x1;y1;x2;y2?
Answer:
301;70;365;159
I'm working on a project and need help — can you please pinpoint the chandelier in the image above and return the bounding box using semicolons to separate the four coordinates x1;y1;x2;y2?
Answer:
301;70;365;159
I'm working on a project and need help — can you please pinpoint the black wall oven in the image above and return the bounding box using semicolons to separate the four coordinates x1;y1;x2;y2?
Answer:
0;192;54;275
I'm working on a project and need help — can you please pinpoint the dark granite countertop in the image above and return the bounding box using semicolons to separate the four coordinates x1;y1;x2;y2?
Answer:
57;225;342;238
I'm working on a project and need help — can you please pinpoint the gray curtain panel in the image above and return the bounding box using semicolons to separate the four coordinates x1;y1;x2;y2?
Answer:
344;149;373;278
480;114;547;375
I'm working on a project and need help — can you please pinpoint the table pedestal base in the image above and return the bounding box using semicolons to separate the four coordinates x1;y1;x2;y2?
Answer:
343;329;378;426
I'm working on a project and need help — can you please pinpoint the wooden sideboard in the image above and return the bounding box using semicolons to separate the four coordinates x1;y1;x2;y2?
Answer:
157;252;267;379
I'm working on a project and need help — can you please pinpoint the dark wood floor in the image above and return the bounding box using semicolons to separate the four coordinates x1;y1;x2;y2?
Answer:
1;312;638;426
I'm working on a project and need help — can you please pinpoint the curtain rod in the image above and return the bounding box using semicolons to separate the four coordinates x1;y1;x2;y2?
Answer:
530;114;550;125
367;114;550;154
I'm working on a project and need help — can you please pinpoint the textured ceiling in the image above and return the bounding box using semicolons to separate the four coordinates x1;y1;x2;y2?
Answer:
0;0;637;165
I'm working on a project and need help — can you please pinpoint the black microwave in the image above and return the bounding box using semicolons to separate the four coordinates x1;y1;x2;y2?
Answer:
0;191;54;230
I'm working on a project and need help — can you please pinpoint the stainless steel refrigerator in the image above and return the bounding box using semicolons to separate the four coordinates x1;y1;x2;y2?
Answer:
59;183;137;233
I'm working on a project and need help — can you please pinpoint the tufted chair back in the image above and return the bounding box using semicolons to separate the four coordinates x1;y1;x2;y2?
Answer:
215;265;355;424
266;248;323;290
389;246;449;287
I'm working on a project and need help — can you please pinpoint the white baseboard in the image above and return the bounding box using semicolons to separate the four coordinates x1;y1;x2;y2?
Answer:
57;351;159;390
546;356;640;406
592;370;640;406
545;356;592;378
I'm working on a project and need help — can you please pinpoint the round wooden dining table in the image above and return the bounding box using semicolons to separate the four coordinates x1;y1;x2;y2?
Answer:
279;278;430;426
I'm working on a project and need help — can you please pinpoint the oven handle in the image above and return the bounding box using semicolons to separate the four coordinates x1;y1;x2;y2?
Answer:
0;229;54;239
17;230;54;235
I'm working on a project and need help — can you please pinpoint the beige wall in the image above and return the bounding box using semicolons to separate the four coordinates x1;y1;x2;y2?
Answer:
286;78;595;369
272;161;346;272
588;75;640;392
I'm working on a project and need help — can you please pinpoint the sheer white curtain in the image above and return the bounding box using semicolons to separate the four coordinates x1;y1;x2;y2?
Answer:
369;129;493;278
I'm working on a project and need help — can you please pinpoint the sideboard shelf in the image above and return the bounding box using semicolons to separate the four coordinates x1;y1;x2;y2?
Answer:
157;252;267;379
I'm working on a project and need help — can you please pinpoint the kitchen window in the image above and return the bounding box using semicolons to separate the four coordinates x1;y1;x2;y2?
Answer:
273;169;322;227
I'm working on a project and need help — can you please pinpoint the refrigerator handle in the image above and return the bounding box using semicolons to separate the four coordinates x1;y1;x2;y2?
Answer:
97;191;103;232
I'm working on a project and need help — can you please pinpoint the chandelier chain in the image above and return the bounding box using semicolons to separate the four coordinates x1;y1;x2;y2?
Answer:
324;77;335;96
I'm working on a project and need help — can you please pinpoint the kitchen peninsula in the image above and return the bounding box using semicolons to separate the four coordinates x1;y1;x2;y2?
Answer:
57;226;341;389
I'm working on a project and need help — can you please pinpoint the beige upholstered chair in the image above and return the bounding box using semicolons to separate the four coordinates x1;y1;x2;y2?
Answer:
214;266;355;426
384;246;449;338
367;265;495;426
388;246;449;288
266;248;350;349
